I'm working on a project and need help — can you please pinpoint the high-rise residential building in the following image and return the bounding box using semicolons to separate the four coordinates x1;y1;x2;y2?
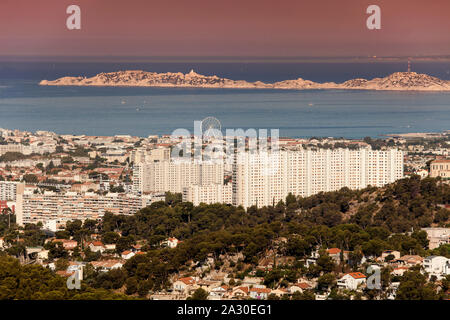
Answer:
232;148;403;208
133;160;224;194
134;147;403;209
182;183;232;206
0;181;24;201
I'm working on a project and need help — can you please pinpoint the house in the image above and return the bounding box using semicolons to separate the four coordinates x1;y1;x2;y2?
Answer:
289;282;312;294
90;260;124;272
173;277;196;294
391;266;409;277
88;241;105;253
305;251;319;267
396;255;423;266
381;250;401;261
337;272;366;290
242;277;263;286
249;287;271;300
53;239;78;250
326;248;345;263
271;288;289;298
232;287;249;299
423;256;450;279
104;244;116;251
121;250;136;260
209;285;228;298
163;237;180;248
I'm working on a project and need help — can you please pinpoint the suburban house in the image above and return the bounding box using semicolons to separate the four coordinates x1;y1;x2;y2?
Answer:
104;243;116;251
326;248;342;262
90;260;124;272
337;272;367;290
249;287;271;300
396;255;423;266
423;256;450;279
289;282;312;294
164;237;179;248
391;266;410;277
53;239;78;250
88;241;106;253
173;277;196;294
271;288;289;298
209;285;228;298
381;250;401;261
232;287;249;299
121;250;136;260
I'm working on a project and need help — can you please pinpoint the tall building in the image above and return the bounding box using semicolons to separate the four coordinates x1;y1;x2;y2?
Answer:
182;183;232;206
0;181;24;201
133;160;224;194
232;148;403;208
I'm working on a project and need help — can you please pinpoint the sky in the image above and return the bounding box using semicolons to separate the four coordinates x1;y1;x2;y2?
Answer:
1;0;450;59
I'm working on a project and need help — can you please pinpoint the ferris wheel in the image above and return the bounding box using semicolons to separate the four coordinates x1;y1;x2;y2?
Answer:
201;116;222;138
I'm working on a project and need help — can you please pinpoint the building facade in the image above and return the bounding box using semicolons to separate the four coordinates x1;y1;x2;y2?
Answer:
430;159;450;179
15;190;164;230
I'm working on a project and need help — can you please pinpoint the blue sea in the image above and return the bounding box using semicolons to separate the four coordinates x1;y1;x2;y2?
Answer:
0;60;450;138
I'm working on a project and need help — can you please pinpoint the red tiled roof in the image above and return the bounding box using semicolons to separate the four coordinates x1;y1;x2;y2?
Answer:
178;277;195;285
347;272;366;279
327;248;341;255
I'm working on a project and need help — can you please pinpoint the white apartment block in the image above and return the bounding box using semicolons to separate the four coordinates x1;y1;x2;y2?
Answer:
183;183;232;206
0;144;30;155
232;148;403;208
15;190;164;230
133;160;224;194
0;181;24;201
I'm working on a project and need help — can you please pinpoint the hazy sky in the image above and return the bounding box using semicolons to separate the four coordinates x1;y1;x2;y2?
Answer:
1;0;450;58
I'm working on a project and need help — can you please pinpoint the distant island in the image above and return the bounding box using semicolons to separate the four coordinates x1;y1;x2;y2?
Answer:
39;70;450;91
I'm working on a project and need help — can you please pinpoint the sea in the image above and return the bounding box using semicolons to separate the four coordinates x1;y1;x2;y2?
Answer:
0;60;450;139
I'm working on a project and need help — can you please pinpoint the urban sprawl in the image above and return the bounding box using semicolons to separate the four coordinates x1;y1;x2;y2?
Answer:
0;127;449;300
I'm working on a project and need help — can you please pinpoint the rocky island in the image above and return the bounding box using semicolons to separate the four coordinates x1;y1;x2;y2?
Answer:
39;70;450;91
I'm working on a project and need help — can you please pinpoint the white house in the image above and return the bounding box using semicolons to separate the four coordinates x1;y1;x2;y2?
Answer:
121;250;136;260
249;287;271;300
90;260;124;272
104;244;116;251
337;272;366;290
423;256;450;279
232;287;249;299
166;237;179;248
88;241;105;253
289;282;312;294
173;277;196;294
